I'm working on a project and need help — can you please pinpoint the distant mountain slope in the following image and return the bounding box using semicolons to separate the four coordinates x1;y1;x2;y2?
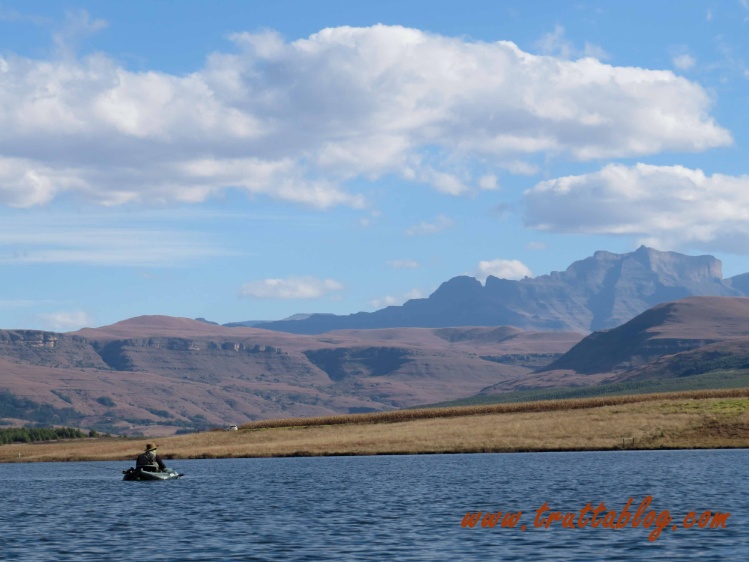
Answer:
539;296;749;375
477;296;749;395
0;318;581;435
244;246;744;335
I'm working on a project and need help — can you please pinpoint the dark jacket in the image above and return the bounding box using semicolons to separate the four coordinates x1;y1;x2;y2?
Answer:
136;450;166;471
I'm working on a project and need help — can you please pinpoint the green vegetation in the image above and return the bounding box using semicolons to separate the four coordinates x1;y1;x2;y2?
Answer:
144;407;173;419
659;397;749;416
50;390;73;404
0;392;83;425
96;396;116;407
480;353;562;368
663;354;749;377
0;426;84;444
426;369;749;408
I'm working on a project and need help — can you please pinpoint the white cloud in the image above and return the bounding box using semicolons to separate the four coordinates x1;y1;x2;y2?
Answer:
524;163;749;253
370;295;399;308
673;54;696;71
527;241;547;250
405;214;454;236
39;310;95;331
53;10;108;58
500;161;538;176
0;25;730;210
476;259;533;282
478;174;499;190
387;259;420;269
370;288;424;309
239;276;344;299
535;25;608;61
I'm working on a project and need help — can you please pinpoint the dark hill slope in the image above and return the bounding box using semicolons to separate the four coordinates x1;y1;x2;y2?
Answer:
539;297;749;375
475;296;749;395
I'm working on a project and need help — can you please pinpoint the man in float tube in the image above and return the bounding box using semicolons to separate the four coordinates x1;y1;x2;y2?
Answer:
136;443;167;472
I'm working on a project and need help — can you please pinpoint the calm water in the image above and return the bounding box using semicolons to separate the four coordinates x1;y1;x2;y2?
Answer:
0;450;746;561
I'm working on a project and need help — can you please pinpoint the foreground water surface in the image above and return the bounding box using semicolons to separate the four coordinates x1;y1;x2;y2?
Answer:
0;449;746;560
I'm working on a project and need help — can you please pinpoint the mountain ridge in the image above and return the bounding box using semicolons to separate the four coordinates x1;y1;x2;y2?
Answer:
0;321;582;435
3;246;749;435
236;246;744;335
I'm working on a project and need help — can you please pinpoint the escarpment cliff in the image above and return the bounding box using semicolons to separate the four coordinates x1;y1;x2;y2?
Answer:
0;330;108;369
0;317;582;435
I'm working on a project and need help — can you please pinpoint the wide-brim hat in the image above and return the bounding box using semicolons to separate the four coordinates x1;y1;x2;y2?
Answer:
145;443;157;451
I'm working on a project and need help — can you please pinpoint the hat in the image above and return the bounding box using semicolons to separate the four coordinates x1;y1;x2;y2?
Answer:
145;443;157;451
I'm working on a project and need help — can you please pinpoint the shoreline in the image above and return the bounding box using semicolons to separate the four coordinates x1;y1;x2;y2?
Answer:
5;442;749;465
3;389;749;463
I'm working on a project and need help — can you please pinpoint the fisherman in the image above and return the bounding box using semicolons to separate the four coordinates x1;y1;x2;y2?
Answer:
135;443;167;472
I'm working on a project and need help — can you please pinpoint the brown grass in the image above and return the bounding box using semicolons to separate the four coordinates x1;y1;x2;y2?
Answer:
237;386;749;428
2;388;749;463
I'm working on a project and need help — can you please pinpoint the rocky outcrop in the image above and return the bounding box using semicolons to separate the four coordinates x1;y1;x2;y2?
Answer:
92;338;283;371
0;330;108;369
304;347;413;381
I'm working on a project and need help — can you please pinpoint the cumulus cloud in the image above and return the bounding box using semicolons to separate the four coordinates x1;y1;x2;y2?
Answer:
405;214;454;236
524;163;749;253
476;259;533;282
370;288;424;309
39;310;95;331
0;25;731;209
370;295;399;308
239;276;344;299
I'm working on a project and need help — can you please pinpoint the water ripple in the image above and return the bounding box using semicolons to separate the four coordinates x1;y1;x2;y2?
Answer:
0;450;746;560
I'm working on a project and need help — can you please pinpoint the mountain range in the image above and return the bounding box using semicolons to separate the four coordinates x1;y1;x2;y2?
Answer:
2;246;749;436
0;318;581;435
239;246;745;334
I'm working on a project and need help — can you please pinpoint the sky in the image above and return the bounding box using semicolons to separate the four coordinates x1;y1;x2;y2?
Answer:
2;0;749;331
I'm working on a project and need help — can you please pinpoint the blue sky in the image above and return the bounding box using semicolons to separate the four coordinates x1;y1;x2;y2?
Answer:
2;0;749;330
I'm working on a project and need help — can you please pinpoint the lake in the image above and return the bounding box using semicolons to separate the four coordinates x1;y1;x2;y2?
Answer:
0;449;745;560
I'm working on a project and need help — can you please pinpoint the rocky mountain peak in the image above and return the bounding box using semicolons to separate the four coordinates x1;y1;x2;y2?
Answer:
242;247;747;335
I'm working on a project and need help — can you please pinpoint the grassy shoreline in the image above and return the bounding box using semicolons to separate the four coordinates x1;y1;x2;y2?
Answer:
2;387;749;463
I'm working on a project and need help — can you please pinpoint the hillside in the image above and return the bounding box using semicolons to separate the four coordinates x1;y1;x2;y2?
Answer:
0;316;581;435
477;296;749;396
245;246;745;334
5;254;749;436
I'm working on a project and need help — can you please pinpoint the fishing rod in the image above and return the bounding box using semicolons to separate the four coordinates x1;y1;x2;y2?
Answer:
83;463;126;472
86;462;186;478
